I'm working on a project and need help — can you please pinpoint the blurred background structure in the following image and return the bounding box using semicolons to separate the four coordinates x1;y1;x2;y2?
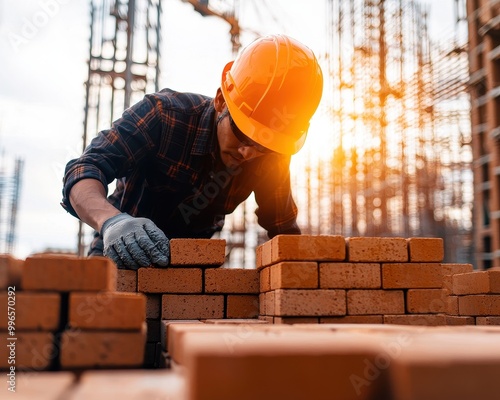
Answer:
4;0;499;271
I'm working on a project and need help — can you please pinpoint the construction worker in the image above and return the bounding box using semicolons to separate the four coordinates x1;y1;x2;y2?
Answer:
61;34;323;270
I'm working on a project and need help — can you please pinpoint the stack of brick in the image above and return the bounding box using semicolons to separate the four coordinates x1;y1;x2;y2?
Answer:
117;238;260;368
0;254;147;371
448;268;500;325
257;235;480;326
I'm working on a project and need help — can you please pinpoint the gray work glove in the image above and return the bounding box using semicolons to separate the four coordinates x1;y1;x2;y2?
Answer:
101;213;170;270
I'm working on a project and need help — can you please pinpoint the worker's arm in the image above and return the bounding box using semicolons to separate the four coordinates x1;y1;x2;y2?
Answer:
69;179;121;232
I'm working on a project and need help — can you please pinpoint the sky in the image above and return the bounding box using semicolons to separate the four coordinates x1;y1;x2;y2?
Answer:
0;0;458;259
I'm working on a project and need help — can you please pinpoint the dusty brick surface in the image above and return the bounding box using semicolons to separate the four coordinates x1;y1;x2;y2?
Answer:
0;292;60;331
383;314;447;326
117;269;137;292
21;255;117;292
446;295;459;315
459;295;500;316
258;316;274;324
60;327;146;368
320;315;384;324
256;241;272;269
347;237;408;262
145;294;161;319
0;332;53;370
203;319;269;325
162;295;224;319
273;317;320;324
138;268;202;293
69;292;146;330
407;238;444;262
320;263;381;289
406;289;448;314
347;290;404;315
264;291;275;316
160;320;203;351
0;255;23;290
226;295;259;319
445;316;475;325
205;268;259;294
169;239;226;266
6;372;75;400
259;293;266;315
476;316;500;325
274;289;346;317
69;370;186;400
382;263;443;288
270;262;318;290
452;270;500;295
271;235;345;263
441;263;474;276
260;267;271;292
182;330;383;400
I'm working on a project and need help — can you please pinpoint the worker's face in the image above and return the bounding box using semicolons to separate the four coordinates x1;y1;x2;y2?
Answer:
214;89;271;169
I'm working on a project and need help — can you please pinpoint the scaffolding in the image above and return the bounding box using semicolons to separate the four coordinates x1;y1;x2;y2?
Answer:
0;154;23;254
78;0;162;255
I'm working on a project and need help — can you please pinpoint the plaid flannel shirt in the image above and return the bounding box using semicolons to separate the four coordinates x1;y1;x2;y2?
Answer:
61;89;300;252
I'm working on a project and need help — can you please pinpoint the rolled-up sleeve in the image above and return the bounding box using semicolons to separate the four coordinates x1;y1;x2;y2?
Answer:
61;94;162;218
253;154;301;238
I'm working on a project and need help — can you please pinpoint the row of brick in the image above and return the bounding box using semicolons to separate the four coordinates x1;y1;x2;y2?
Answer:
257;235;445;267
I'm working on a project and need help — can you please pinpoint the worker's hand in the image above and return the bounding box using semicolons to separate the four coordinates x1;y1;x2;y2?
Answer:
101;213;170;270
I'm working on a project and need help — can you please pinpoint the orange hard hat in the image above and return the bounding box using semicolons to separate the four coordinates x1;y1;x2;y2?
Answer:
220;34;323;155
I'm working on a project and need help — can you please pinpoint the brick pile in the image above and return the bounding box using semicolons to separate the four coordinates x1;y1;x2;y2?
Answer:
117;238;260;368
0;254;147;371
257;235;494;326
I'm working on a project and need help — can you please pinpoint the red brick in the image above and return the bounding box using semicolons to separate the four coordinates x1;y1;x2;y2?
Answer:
320;263;381;289
138;267;202;293
203;319;268;324
265;291;275;315
69;370;186;400
182;330;385;400
260;267;271;292
383;314;447;326
459;295;500;316
271;235;346;263
270;262;318;290
256;241;272;269
0;255;23;290
452;270;500;295
476;316;500;325
446;295;459;315
347;237;408;262
347;290;404;315
170;239;226;266
0;292;60;331
226;295;259;319
445;316;475;325
258;315;274;323
320;315;384;324
8;372;75;399
441;263;474;276
21;255;116;292
117;269;137;292
69;292;146;330
273;317;320;324
60;327;146;368
161;320;203;351
274;289;346;317
259;293;266;315
407;238;444;262
0;332;53;370
205;268;259;293
162;294;224;319
406;289;448;314
382;263;443;288
391;333;500;400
